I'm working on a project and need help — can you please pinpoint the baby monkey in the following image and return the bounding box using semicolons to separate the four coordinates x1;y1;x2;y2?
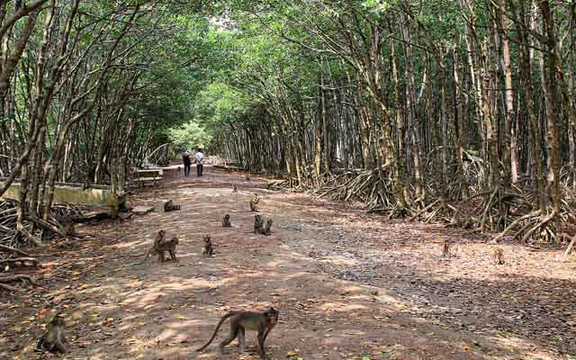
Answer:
164;200;181;212
202;235;213;257
250;194;260;212
143;230;166;261
493;247;505;265
222;214;232;228
142;230;179;263
37;313;68;354
197;307;279;359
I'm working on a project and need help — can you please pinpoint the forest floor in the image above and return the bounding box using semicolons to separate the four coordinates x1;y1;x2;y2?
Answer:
1;165;576;360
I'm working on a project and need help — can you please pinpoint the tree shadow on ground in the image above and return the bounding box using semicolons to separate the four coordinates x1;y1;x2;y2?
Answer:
2;167;572;360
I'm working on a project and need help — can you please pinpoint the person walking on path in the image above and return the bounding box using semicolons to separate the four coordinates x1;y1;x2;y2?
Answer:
182;150;192;176
195;148;204;177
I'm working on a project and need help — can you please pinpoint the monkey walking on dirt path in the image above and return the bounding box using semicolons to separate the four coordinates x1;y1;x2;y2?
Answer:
197;307;279;359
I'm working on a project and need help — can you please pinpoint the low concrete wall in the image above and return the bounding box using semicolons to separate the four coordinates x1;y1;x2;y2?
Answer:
0;182;120;211
134;169;163;178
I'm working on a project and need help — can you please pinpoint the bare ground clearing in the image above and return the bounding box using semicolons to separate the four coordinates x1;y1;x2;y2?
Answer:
1;166;574;360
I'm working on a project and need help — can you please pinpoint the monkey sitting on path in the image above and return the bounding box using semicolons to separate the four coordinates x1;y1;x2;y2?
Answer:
164;200;181;212
37;314;68;354
202;235;213;257
250;194;260;212
222;214;231;228
254;215;264;234
260;218;273;236
233;185;238;193
254;215;273;236
197;307;279;359
493;247;505;265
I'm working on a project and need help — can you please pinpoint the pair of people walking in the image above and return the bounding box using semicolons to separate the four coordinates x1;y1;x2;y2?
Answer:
182;148;204;177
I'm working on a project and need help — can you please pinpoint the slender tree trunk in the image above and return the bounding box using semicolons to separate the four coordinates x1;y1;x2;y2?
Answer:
496;0;516;187
539;0;561;214
452;50;470;199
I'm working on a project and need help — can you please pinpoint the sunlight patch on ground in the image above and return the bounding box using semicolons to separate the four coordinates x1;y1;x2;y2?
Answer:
486;334;559;360
319;302;368;313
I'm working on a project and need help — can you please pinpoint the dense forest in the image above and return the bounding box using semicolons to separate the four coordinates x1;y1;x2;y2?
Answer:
1;0;576;248
2;1;576;359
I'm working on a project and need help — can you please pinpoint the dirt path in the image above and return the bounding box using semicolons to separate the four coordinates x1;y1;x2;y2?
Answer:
1;167;575;360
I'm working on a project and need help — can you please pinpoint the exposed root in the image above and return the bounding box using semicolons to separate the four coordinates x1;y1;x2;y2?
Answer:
0;244;30;257
491;210;542;243
267;163;573;246
409;199;440;221
17;228;43;246
520;212;556;244
30;217;66;238
0;283;21;292
565;235;576;256
386;205;412;219
0;274;39;286
0;257;39;267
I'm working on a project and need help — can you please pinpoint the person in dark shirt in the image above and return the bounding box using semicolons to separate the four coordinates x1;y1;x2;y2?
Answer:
182;150;192;176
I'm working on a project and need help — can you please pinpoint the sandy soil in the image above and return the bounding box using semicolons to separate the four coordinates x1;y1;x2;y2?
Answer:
1;165;575;360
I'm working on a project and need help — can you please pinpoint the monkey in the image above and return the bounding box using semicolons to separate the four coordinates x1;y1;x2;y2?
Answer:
37;313;68;354
143;230;166;261
61;220;75;238
222;214;231;228
246;174;251;181
157;236;179;263
259;218;273;236
197;307;279;359
164;200;181;212
250;194;260;212
493;247;505;265
202;235;213;257
253;215;272;236
441;240;451;258
254;215;264;234
233;185;238;193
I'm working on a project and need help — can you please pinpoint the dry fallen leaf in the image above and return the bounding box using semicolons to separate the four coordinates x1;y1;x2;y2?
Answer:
287;348;301;357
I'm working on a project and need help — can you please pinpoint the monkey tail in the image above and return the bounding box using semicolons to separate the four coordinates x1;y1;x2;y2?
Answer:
196;312;236;352
141;250;151;263
36;334;47;352
139;247;156;264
